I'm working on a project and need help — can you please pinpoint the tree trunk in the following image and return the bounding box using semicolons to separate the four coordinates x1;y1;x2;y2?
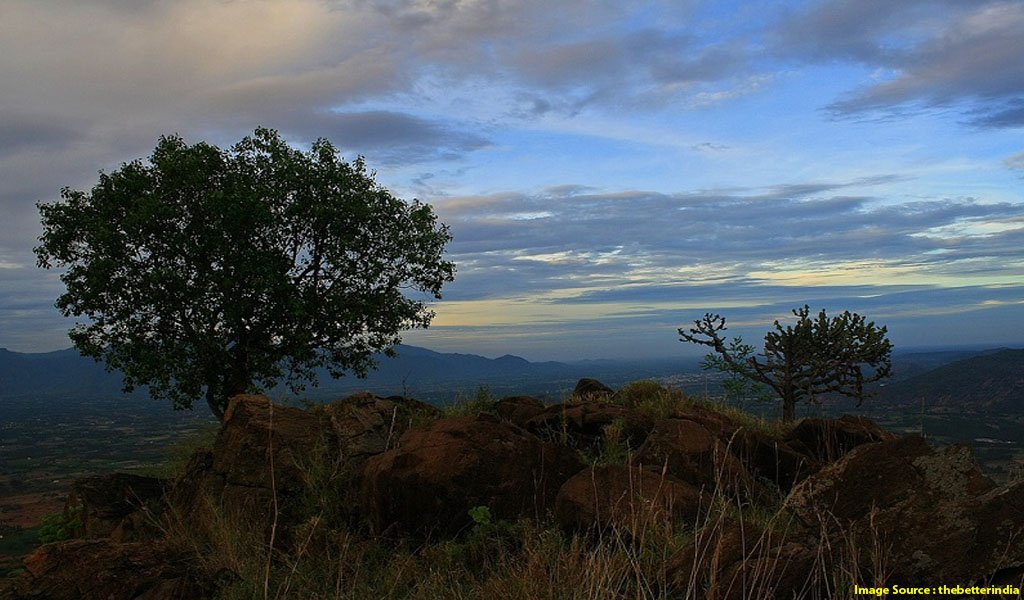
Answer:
206;386;226;422
782;393;796;422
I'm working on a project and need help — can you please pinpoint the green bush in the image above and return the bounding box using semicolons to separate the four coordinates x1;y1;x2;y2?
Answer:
616;380;666;406
37;506;82;544
443;385;497;417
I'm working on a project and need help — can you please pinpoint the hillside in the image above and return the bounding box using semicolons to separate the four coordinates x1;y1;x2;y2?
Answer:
877;348;1024;412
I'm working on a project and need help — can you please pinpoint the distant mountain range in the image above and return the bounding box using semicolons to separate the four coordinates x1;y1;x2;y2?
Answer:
2;344;1021;412
877;348;1024;412
0;345;698;404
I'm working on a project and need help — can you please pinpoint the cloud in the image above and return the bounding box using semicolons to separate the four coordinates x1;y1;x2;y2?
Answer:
1006;152;1024;172
433;178;1024;306
774;1;1024;127
283;110;491;164
0;111;88;158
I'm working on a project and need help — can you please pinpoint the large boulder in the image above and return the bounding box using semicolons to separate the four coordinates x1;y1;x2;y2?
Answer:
554;464;706;535
361;413;584;537
654;404;819;491
632;419;754;500
169;393;437;535
66;473;166;542
729;429;818;491
787;435;1024;584
525;402;654;455
572;378;615;402
211;394;324;492
2;539;211;600
494;395;546;427
322;392;440;464
783;415;895;464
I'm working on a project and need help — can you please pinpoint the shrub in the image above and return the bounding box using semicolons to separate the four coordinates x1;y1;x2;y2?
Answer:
37;506;82;544
443;385;497;417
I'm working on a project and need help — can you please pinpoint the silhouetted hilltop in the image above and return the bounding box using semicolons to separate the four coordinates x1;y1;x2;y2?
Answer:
878;348;1024;412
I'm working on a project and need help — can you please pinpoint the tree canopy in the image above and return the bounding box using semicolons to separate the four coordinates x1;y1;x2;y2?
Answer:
679;306;893;421
36;128;455;419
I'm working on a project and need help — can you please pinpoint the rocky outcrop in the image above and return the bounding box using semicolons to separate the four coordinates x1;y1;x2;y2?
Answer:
361;413;584;537
525;402;654;455
783;414;895;463
787;435;1024;585
571;378;615;402
554;465;706;536
66;473;166;542
171;393;438;534
11;381;1022;599
322;392;440;464
725;428;818;491
494;395;546;427
2;539;211;600
632;418;754;500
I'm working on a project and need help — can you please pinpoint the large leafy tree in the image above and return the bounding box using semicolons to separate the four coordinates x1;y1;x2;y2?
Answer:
679;306;893;421
36;128;455;420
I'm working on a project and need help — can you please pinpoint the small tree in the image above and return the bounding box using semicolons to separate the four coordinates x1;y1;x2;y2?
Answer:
679;306;893;421
36;128;455;420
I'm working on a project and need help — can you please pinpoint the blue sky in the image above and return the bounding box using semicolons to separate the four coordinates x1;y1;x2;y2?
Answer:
0;0;1022;360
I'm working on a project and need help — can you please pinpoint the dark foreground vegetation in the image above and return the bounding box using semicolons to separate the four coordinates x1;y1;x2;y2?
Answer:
3;379;1023;600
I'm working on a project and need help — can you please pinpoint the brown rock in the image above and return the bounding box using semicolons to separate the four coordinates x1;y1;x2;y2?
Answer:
784;415;895;463
572;378;615;402
525;402;654;454
361;413;584;537
554;464;706;535
322;392;440;464
494;395;546;427
3;539;210;600
787;435;1024;584
213;394;323;491
730;429;818;491
165;393;442;546
633;419;754;500
666;517;764;592
66;473;166;541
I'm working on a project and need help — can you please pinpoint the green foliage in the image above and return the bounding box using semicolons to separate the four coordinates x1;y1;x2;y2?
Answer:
680;305;893;421
443;384;497;417
37;506;82;544
595;417;630;465
35;128;455;419
700;337;774;405
615;380;664;406
468;505;493;526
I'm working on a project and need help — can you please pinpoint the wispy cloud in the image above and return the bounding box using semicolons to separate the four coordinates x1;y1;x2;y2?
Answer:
773;1;1024;127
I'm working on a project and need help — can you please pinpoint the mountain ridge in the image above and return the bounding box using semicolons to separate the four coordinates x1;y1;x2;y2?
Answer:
877;348;1024;412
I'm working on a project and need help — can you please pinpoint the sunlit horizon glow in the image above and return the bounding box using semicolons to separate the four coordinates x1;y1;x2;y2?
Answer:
1;0;1022;360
